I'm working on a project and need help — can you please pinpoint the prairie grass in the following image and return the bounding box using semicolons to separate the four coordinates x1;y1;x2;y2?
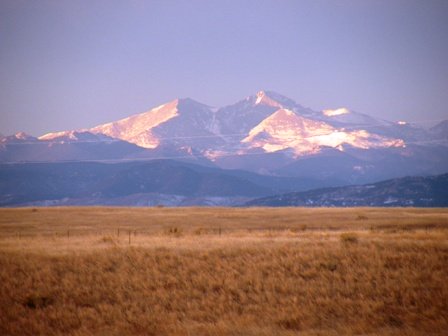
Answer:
340;232;359;244
0;207;447;335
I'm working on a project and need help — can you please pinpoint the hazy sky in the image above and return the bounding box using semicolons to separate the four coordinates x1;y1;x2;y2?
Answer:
1;0;447;136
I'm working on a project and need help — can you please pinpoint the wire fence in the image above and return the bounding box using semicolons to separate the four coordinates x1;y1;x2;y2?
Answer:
3;222;440;243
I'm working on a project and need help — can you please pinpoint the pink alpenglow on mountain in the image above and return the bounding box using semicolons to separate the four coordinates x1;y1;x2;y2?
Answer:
38;91;408;160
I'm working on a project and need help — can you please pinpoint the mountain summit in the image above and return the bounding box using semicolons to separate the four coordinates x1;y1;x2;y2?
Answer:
253;90;284;108
85;98;219;150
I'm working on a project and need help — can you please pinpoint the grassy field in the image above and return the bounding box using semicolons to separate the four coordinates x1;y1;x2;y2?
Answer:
0;207;447;335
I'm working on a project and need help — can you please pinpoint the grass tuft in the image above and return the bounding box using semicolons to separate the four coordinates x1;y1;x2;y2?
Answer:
166;227;183;237
100;235;118;244
24;294;53;309
340;232;359;244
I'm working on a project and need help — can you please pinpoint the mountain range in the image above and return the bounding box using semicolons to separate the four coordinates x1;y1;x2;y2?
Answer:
0;160;337;207
1;160;446;207
245;173;448;207
2;91;447;182
1;90;447;206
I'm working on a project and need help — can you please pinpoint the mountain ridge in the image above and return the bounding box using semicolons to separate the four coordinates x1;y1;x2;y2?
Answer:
245;173;448;207
0;160;341;207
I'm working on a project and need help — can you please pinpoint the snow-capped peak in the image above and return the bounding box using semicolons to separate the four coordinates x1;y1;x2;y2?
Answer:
87;99;180;148
14;131;33;140
85;97;219;150
255;91;266;104
1;132;37;144
254;90;283;108
323;108;350;117
242;108;404;157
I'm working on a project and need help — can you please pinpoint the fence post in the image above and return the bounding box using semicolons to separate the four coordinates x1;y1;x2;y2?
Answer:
128;230;131;245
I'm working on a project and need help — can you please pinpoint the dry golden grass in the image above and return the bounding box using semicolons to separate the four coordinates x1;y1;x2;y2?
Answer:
0;207;447;335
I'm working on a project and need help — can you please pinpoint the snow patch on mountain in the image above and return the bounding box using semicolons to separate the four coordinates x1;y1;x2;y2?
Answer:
40;130;79;141
1;132;37;144
311;130;404;150
319;107;390;128
323;107;350;116
39;130;115;143
254;90;283;108
87;99;180;148
15;132;33;140
242;109;333;155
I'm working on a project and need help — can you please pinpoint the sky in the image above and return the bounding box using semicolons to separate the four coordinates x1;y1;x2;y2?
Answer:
1;0;447;136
